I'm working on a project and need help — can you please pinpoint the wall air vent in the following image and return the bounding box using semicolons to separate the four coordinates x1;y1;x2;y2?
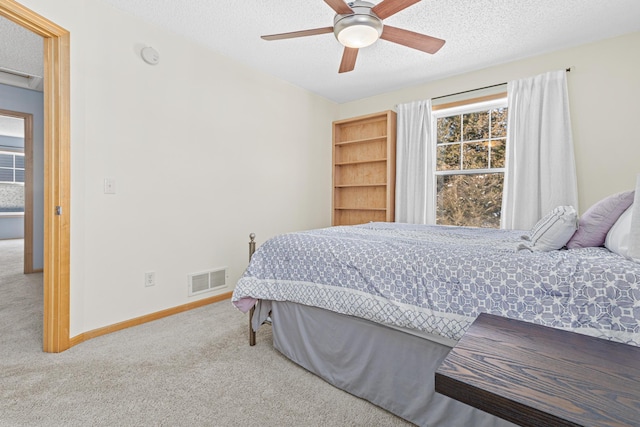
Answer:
188;267;227;296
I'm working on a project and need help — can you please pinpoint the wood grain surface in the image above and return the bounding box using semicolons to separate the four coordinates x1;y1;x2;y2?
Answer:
435;313;640;427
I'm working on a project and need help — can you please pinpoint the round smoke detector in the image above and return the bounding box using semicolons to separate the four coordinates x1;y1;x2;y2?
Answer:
141;46;160;65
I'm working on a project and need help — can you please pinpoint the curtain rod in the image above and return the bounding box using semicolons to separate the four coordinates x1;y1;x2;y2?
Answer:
432;67;573;101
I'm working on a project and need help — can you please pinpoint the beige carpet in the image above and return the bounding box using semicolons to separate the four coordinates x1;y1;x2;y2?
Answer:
0;239;411;426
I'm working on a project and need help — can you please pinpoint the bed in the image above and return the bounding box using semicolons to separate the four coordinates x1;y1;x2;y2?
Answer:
232;221;640;426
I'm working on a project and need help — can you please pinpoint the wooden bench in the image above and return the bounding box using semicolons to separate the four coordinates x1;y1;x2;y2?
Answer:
435;313;640;427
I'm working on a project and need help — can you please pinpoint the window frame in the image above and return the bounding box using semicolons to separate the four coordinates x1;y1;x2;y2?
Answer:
0;150;26;184
430;94;508;227
0;149;26;216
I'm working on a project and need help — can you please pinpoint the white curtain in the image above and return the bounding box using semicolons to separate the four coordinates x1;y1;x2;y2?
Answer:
500;70;578;230
395;99;435;224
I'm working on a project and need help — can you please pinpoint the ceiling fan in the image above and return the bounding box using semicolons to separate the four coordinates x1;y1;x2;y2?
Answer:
261;0;446;73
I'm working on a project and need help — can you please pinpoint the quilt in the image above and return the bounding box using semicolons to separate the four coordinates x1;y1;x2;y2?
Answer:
232;222;640;346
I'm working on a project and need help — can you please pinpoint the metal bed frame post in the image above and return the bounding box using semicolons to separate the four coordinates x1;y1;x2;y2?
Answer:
248;233;257;346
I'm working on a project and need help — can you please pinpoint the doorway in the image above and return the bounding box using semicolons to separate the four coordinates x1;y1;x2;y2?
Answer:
0;109;34;273
0;0;71;353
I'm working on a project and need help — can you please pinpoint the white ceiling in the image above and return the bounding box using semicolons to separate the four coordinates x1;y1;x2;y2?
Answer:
1;1;640;103
98;0;640;103
0;17;42;78
0;16;43;91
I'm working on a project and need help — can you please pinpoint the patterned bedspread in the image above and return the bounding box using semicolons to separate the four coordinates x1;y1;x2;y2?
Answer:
232;222;640;347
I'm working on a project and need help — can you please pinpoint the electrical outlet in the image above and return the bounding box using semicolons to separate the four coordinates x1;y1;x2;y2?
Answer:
145;271;155;287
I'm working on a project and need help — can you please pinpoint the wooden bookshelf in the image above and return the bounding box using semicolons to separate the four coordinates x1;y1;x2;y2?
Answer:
332;111;396;226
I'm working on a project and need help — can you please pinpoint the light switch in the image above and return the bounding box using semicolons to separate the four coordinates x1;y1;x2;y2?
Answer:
104;178;116;194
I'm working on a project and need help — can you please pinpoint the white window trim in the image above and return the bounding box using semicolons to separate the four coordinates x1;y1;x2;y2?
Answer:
430;96;508;226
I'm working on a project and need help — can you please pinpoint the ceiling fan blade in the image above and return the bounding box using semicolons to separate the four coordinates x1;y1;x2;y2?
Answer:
372;0;421;20
324;0;353;15
339;47;358;73
261;26;334;41
380;25;445;54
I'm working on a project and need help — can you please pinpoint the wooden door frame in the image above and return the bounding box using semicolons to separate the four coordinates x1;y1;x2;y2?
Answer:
0;0;71;353
0;108;34;273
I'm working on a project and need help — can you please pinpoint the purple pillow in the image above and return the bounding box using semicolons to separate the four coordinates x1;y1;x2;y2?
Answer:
566;190;635;249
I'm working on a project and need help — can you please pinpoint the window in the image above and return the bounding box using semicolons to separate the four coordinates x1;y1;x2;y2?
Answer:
432;97;508;228
0;151;25;183
0;151;25;214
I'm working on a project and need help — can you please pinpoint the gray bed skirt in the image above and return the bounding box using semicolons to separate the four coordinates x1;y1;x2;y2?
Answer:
270;301;517;427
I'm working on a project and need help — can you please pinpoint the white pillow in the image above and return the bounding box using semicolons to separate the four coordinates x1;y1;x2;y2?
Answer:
605;206;632;257
629;176;640;260
609;174;640;262
521;206;578;251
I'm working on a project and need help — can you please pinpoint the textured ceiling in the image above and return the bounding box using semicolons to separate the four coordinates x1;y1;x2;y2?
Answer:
97;0;640;102
0;16;43;78
1;1;640;103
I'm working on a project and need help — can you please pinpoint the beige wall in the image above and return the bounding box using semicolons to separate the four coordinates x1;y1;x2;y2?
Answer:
19;0;336;335
339;31;640;214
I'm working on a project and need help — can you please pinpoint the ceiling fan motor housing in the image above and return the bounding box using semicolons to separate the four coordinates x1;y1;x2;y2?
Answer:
333;1;383;48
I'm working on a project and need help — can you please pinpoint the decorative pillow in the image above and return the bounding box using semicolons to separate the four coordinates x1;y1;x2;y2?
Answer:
566;190;634;249
605;206;633;258
520;206;578;251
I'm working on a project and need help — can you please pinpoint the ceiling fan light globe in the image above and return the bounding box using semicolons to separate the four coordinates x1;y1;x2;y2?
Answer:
333;10;383;49
338;25;380;48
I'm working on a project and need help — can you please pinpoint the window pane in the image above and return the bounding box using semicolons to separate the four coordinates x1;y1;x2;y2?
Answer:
462;142;488;170
0;154;13;168
491;107;508;138
436;173;504;228
463;111;489;141
437;144;460;171
15;169;25;183
490;139;506;168
0;169;13;181
14;155;25;169
437;115;461;143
